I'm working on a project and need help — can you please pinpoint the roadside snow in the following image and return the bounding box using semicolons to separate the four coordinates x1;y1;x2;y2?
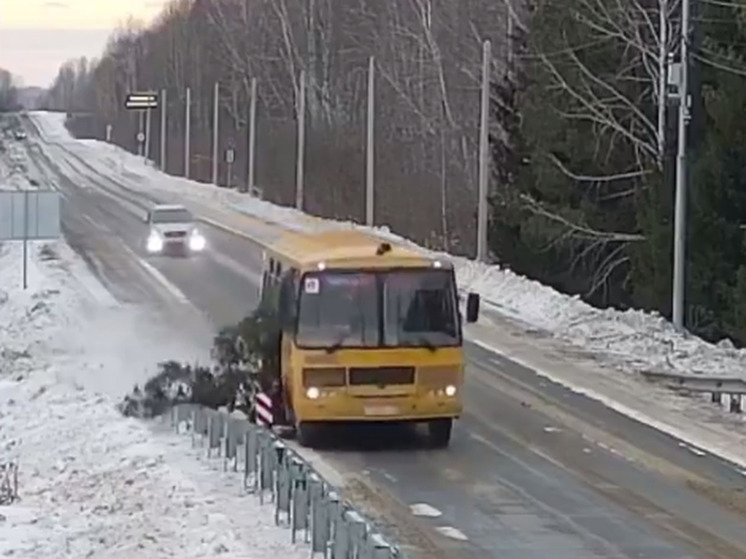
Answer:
0;238;308;557
27;110;746;382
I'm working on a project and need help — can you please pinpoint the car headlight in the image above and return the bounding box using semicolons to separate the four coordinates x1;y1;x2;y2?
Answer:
146;231;163;252
444;384;457;397
306;386;320;399
188;230;205;251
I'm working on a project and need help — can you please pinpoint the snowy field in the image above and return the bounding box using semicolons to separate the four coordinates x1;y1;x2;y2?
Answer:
27;110;746;381
0;156;313;556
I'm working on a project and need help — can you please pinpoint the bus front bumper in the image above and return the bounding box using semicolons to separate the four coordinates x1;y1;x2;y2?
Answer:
294;391;462;423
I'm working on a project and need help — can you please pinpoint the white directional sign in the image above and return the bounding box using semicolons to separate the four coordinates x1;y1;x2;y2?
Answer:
226;148;235;163
0;190;61;241
0;189;61;289
125;92;158;109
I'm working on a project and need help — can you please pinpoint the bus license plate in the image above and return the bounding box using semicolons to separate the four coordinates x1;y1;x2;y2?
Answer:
364;405;399;416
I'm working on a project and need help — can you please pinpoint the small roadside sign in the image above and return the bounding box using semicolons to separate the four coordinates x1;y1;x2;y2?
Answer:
0;189;61;289
226;148;235;163
125;92;158;109
137;132;145;143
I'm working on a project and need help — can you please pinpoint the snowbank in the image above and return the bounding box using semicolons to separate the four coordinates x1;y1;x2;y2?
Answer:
0;237;307;557
27;110;746;381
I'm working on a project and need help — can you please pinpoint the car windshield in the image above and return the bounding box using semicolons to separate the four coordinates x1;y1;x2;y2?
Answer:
295;269;460;349
152;208;193;223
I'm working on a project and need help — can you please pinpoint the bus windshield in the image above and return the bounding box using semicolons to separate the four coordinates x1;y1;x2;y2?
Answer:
295;269;460;349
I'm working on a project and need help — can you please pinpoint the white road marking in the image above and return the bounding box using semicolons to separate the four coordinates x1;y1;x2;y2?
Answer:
544;426;561;433
206;249;262;284
435;526;468;541
118;242;189;304
410;503;442;518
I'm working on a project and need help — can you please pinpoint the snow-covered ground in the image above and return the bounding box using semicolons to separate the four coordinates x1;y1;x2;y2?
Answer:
27;110;746;381
0;149;314;556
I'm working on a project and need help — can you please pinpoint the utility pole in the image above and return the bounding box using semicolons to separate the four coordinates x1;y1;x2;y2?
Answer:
137;111;144;156
247;77;257;195
144;105;152;161
184;87;191;179
476;40;491;262
159;88;167;171
672;0;690;331
295;70;306;211
365;56;375;226
212;81;219;185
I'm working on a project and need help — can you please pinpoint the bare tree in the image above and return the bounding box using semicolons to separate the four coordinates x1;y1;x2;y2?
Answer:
45;0;518;255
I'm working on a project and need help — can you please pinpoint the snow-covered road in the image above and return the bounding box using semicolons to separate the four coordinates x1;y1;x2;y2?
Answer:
0;132;313;558
23;111;746;463
9;110;746;558
30;112;746;380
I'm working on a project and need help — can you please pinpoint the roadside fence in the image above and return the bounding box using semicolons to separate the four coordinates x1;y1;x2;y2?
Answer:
168;403;405;559
641;370;746;413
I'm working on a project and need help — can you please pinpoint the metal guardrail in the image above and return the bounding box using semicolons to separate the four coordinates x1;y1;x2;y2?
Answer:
641;370;746;412
168;403;404;559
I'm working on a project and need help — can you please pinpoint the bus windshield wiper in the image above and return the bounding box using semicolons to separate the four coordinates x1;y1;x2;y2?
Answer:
325;332;352;353
415;335;437;352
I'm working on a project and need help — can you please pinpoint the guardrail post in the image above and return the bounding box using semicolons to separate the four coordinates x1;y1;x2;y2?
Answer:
290;457;310;542
366;533;395;559
730;394;742;413
259;434;275;502
224;418;239;471
331;506;351;559
207;412;223;457
275;446;292;525
309;474;329;555
192;407;207;447
243;428;259;492
344;509;367;557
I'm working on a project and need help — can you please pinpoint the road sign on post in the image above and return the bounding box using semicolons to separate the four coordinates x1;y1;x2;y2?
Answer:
126;93;158;159
0;190;61;289
125;92;158;109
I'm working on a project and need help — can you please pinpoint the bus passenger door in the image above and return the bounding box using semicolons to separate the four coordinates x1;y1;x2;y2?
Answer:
278;270;298;422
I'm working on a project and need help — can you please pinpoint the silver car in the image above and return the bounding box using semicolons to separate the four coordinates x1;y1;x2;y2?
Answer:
143;204;206;255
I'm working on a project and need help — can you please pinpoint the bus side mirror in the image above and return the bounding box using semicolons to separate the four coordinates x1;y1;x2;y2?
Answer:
465;292;480;323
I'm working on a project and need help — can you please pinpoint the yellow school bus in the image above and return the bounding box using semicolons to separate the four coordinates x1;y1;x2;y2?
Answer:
258;228;480;447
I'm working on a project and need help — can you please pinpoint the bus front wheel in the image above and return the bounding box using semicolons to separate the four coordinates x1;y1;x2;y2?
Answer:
427;418;452;448
296;421;321;448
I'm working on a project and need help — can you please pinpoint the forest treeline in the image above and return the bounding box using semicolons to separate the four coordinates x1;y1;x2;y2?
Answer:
0;68;20;112
41;0;746;345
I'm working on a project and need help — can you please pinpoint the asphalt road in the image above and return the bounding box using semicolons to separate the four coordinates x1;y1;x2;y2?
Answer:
16;114;746;559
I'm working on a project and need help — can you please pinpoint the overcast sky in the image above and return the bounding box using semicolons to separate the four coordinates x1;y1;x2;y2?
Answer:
0;0;169;87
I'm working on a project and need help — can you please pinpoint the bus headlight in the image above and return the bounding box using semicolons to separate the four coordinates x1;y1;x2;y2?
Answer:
146;231;163;252
306;386;320;399
444;385;457;397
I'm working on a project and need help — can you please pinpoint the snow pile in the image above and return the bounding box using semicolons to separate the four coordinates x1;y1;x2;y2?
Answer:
0;133;33;192
0;239;307;557
27;110;746;380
